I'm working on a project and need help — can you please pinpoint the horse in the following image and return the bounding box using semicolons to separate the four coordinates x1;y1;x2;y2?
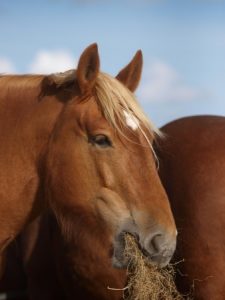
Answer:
0;43;176;295
157;115;225;300
8;115;225;300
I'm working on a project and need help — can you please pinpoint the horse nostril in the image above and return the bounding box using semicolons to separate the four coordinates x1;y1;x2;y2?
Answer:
150;233;164;253
145;231;176;257
143;232;176;267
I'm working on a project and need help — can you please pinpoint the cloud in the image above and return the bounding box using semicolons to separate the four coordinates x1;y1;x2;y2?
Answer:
29;50;76;74
0;57;15;73
138;60;207;103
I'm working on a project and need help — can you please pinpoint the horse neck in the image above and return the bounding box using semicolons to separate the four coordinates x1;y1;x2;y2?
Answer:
0;76;64;153
0;77;64;241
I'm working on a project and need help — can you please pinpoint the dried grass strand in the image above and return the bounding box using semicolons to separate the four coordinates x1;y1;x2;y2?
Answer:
124;234;186;300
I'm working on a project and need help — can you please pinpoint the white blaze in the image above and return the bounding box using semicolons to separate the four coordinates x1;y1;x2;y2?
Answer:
123;111;139;130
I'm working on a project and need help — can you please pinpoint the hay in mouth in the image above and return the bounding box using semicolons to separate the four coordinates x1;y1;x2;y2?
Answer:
123;234;186;300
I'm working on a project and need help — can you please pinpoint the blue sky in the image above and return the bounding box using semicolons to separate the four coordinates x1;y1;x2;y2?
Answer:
0;0;225;126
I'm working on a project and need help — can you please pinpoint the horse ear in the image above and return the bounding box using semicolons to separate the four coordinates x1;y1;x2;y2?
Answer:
116;50;143;92
76;43;100;95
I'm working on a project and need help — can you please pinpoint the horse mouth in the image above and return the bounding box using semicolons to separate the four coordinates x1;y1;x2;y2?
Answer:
112;232;139;269
112;232;173;269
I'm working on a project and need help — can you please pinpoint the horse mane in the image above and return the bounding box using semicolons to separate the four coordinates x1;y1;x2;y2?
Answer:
0;71;161;140
49;70;162;139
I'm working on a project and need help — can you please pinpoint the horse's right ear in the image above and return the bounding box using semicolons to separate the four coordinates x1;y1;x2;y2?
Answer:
116;50;143;92
76;43;100;95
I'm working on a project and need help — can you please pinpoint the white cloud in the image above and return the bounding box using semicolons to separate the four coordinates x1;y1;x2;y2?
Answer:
29;50;76;74
138;60;206;103
0;57;15;73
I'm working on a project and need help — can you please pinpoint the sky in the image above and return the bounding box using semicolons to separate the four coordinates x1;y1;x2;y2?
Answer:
0;0;225;126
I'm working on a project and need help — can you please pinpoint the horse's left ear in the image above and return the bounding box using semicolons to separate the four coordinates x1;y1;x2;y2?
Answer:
116;50;143;92
76;43;100;95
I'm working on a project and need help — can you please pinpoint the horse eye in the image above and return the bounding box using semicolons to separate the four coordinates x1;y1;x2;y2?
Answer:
89;135;112;148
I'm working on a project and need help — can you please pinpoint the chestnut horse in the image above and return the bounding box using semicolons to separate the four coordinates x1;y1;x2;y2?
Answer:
158;115;225;300
8;115;224;300
0;43;176;296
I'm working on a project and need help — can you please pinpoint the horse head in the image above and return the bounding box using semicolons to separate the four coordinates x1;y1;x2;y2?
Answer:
44;44;177;268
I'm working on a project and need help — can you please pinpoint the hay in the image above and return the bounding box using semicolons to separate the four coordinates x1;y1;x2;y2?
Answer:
123;234;184;300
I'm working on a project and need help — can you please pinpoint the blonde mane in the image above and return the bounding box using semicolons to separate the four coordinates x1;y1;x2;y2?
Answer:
95;72;161;139
50;70;162;140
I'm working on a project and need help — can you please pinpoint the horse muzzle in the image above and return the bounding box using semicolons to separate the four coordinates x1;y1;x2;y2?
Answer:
112;227;177;269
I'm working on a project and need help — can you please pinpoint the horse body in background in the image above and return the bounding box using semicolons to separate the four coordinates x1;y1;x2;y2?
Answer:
158;115;225;300
0;43;176;294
